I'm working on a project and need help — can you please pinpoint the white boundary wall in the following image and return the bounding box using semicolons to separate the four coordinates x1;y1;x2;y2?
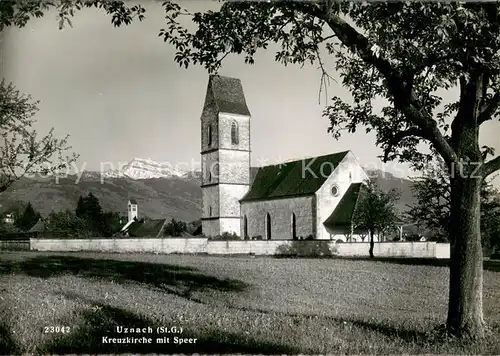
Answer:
30;238;450;259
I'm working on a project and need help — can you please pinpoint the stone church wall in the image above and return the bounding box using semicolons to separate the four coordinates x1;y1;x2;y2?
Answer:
241;196;315;239
316;151;369;240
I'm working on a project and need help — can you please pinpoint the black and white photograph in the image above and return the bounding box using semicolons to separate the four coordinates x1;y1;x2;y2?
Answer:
1;1;500;354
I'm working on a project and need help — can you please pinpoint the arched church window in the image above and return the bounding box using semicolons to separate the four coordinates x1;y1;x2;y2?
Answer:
209;206;212;216
243;215;248;238
265;213;272;240
208;171;212;182
212;163;219;180
291;213;297;240
231;121;239;145
208;124;212;146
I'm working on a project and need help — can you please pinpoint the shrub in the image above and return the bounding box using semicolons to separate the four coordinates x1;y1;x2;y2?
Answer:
252;235;263;240
305;235;314;240
163;218;187;237
208;231;240;241
276;240;335;258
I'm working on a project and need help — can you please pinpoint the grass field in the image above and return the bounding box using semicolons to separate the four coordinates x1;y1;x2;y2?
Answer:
0;252;499;354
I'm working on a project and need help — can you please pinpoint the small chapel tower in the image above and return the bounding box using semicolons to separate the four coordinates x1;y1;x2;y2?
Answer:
200;75;251;237
128;199;138;222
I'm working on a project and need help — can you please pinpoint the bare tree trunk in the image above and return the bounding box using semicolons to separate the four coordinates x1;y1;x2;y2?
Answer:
447;174;485;339
369;229;374;258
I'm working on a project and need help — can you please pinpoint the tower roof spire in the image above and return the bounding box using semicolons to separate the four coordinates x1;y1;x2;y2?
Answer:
206;75;251;116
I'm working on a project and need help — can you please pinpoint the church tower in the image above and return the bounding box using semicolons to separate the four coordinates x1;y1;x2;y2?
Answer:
200;75;251;237
128;199;138;222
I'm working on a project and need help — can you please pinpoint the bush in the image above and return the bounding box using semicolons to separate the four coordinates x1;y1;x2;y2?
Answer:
276;240;335;258
208;231;240;241
163;218;187;237
252;235;263;240
305;235;314;240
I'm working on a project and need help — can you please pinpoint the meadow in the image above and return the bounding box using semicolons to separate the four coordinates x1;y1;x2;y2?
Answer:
0;251;499;354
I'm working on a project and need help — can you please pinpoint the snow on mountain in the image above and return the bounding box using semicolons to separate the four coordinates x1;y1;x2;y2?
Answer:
101;158;190;180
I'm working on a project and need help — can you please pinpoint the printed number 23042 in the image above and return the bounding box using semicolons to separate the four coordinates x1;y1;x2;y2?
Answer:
43;326;70;334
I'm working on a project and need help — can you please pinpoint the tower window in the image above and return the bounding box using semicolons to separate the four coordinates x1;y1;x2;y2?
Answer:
208;171;212;182
132;207;136;211
209;206;212;216
231;121;239;145
349;172;352;182
208;124;212;146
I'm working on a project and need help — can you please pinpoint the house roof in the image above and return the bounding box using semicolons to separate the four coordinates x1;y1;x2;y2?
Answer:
128;199;137;205
323;183;365;228
29;219;45;233
127;219;167;238
240;151;350;202
207;75;251;116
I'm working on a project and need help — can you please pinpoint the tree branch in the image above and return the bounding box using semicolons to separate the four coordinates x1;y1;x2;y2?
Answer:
481;155;500;178
291;3;459;167
383;127;426;162
408;54;456;77
478;91;500;125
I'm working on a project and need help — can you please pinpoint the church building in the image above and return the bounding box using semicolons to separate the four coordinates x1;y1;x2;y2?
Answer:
200;75;371;241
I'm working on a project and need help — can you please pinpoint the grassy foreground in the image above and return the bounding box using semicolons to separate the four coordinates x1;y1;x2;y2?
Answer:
0;252;499;354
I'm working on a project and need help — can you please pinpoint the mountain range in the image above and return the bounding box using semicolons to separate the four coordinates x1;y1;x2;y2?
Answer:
0;158;417;222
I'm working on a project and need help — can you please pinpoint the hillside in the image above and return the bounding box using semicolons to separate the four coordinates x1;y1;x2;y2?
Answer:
0;174;202;222
366;169;415;213
0;167;416;222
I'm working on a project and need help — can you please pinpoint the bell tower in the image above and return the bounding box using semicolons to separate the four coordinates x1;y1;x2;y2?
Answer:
200;75;251;237
128;199;138;222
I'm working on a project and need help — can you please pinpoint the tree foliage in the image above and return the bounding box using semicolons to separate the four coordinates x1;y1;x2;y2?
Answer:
160;2;500;175
0;0;146;31
353;180;401;257
408;157;500;249
14;202;41;231
75;192;105;235
163;218;187;237
0;80;78;193
43;210;91;238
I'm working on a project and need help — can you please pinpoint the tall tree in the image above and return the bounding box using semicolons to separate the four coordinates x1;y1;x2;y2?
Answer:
0;80;78;193
75;196;86;219
14;202;41;231
101;211;122;237
44;210;90;238
352;180;401;257
74;193;104;235
152;1;500;339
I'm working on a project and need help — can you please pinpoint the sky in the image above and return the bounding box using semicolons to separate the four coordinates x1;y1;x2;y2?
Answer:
1;1;499;184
